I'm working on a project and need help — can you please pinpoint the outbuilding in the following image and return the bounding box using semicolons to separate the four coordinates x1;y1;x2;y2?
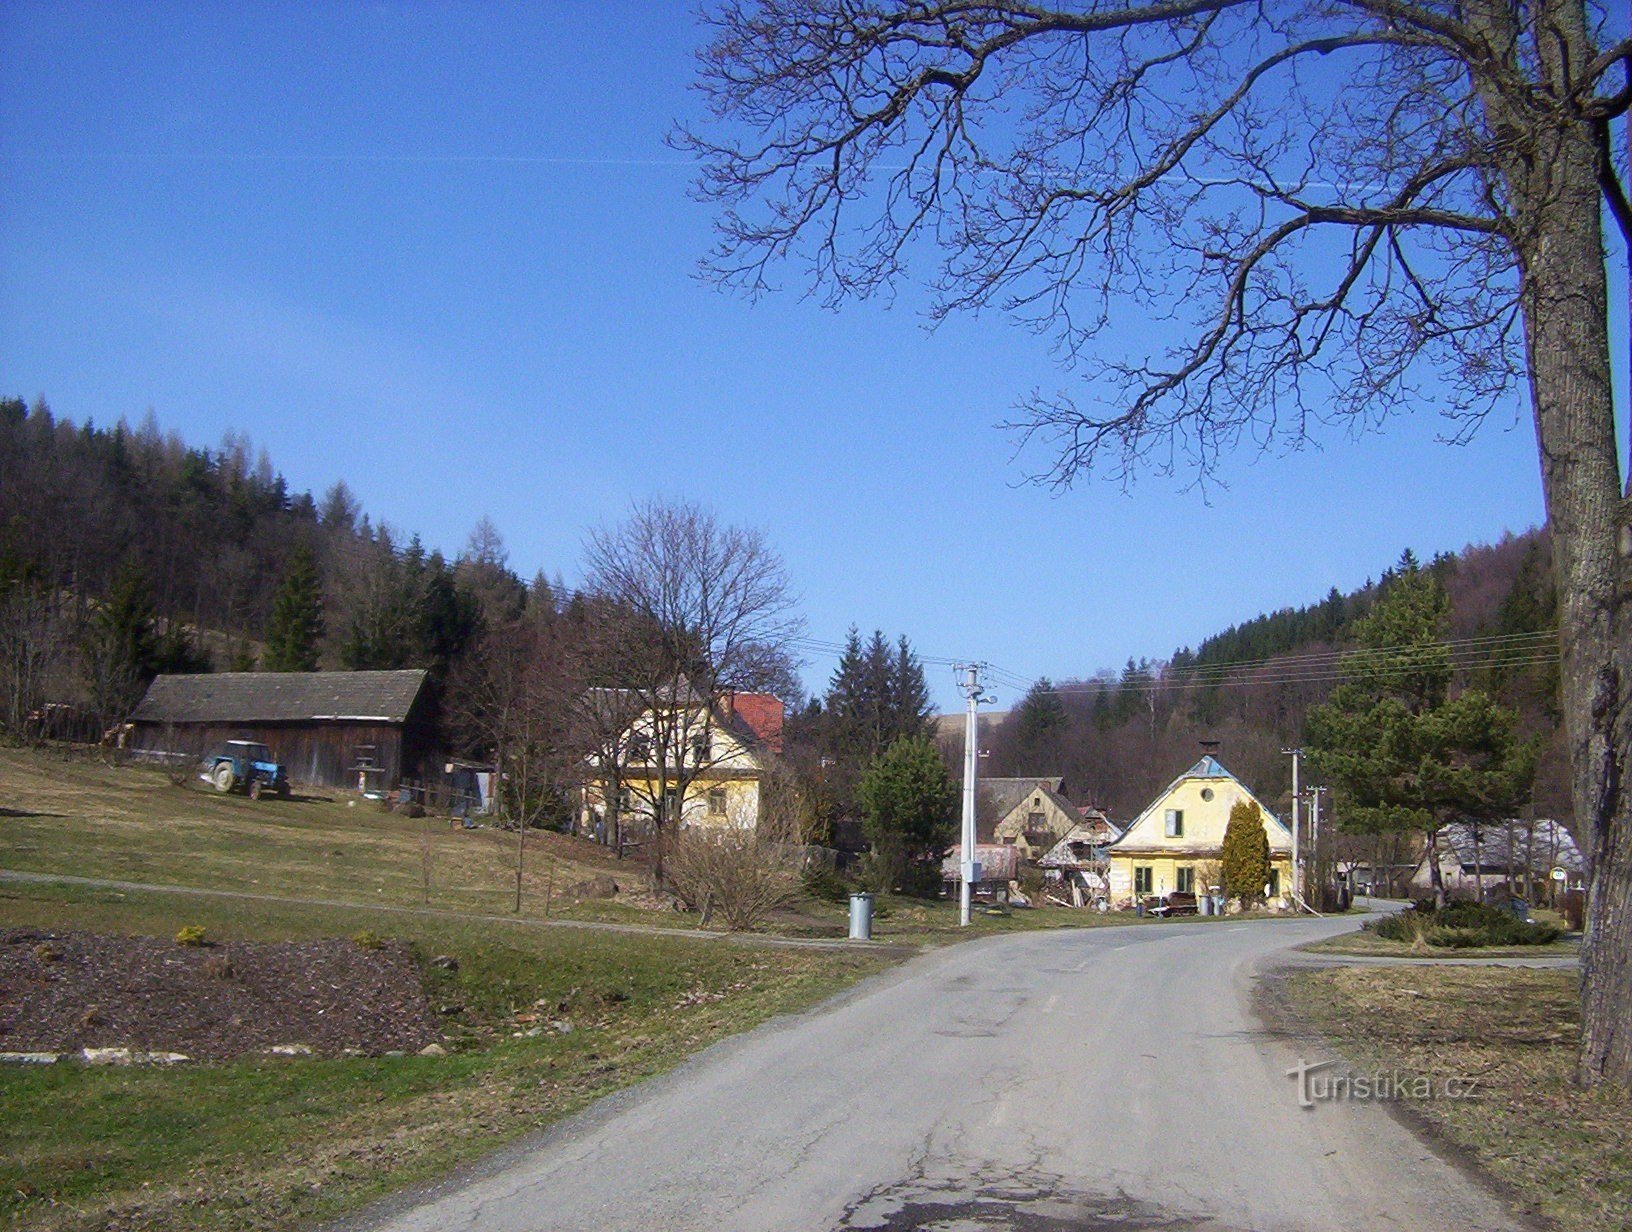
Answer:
130;670;437;791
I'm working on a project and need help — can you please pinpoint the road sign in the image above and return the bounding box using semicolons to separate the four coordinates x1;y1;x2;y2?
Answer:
1551;866;1567;882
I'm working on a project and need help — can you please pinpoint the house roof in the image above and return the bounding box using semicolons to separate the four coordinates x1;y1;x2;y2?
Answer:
133;671;429;725
1434;820;1583;874
1107;755;1287;852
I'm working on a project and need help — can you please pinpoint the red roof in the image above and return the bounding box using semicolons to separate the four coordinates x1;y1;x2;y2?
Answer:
727;693;784;753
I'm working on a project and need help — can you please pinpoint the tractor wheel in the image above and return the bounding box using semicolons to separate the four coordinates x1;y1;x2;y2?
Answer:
211;763;236;793
249;779;264;801
277;780;292;799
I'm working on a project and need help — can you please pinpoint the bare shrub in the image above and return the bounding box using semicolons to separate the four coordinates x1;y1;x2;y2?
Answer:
665;797;810;932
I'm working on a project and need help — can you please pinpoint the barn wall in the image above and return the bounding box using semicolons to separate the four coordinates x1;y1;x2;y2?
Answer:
130;720;407;790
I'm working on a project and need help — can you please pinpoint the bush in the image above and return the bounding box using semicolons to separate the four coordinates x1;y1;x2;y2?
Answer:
351;930;385;950
174;924;207;947
666;821;806;931
1367;902;1561;947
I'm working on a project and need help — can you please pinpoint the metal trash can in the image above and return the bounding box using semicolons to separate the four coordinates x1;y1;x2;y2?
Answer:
1199;894;1213;916
848;893;874;941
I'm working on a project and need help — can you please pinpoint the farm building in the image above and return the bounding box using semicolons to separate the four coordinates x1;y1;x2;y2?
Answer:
130;670;438;791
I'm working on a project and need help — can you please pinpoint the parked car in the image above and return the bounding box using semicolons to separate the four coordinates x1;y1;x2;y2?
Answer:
200;740;289;799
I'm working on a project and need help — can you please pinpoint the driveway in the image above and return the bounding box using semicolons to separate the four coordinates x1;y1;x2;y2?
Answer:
347;915;1529;1231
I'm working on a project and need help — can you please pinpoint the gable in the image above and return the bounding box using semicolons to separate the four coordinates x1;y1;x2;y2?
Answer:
993;785;1079;842
1109;760;1289;856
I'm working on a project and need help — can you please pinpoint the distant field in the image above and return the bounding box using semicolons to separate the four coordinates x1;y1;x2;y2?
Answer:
0;746;638;920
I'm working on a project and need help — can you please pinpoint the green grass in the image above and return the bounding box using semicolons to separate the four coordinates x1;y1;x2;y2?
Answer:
1282;965;1630;1232
0;879;891;1231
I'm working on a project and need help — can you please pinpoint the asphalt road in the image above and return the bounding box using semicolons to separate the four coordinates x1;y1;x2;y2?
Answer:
349;915;1529;1232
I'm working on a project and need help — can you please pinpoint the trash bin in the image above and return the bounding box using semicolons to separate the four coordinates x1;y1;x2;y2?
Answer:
848;893;874;941
1505;896;1530;921
1199;894;1213;916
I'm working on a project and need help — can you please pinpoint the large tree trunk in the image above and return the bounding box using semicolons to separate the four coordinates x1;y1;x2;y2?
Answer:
1509;94;1632;1088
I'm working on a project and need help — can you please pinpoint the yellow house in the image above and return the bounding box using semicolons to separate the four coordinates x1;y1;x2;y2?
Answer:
1105;755;1293;908
578;693;784;841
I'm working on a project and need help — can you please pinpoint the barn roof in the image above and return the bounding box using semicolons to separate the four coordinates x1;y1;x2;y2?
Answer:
133;670;429;725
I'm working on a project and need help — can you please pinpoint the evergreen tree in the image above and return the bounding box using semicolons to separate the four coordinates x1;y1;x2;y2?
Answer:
1221;799;1271;908
1015;678;1067;745
857;735;956;892
264;543;324;671
1306;560;1536;905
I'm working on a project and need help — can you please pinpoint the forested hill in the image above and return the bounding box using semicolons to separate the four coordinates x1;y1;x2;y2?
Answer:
988;531;1564;823
0;397;551;735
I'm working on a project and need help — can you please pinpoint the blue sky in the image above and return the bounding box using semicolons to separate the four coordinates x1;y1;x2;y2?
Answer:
2;2;1626;710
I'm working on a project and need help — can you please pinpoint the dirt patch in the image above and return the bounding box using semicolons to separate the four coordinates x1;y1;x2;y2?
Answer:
0;928;440;1060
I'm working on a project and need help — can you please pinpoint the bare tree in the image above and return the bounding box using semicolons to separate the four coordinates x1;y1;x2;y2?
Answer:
446;609;572;911
582;500;803;883
681;0;1631;1089
0;577;70;743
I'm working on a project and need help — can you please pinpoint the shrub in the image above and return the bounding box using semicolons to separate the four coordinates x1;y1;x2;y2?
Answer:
351;930;385;950
664;810;807;931
174;924;208;947
1366;902;1561;947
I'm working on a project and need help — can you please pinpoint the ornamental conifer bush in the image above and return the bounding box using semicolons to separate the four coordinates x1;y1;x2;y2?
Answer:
1221;800;1270;909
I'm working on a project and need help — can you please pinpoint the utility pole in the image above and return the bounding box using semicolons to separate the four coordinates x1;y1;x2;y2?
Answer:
1308;785;1326;905
957;664;992;927
1282;747;1302;900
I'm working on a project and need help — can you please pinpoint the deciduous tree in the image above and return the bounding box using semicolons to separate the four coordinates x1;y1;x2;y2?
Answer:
682;0;1632;1088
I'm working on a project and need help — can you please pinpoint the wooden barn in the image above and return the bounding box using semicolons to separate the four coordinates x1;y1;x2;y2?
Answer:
130;670;438;791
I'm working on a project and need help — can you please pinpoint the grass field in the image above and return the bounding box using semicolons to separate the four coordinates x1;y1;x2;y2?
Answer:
0;877;892;1231
0;747;635;921
1283;965;1631;1232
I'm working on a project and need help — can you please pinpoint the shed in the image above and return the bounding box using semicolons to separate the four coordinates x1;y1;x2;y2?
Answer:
130;670;437;791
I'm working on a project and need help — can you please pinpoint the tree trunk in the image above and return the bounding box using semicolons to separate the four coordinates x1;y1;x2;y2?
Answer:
1507;96;1632;1088
1425;827;1448;908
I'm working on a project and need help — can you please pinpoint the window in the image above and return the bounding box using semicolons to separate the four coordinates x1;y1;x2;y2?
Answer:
1134;866;1153;895
692;732;711;762
1200;787;1215;802
1268;868;1281;897
629;735;650;762
1164;808;1184;837
1177;866;1194;894
707;788;727;817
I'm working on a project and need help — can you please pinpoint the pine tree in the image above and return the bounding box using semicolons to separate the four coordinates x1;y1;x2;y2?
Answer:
1221;800;1270;908
264;544;324;671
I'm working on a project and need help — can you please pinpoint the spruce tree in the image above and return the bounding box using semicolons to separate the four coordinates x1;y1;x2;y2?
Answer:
1306;560;1536;906
265;544;324;671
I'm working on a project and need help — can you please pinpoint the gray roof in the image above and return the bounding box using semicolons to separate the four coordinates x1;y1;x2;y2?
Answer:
133;671;428;725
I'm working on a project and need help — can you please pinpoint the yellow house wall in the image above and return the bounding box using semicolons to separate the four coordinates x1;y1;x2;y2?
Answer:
993;790;1080;858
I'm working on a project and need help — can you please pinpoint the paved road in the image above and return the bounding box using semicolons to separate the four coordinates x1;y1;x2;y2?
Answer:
347;915;1530;1232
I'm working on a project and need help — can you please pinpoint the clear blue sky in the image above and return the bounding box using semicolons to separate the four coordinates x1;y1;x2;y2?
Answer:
3;2;1626;709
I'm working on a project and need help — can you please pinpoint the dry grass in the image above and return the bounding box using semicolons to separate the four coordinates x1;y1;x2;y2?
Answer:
0;747;641;919
1284;965;1631;1232
1301;928;1581;959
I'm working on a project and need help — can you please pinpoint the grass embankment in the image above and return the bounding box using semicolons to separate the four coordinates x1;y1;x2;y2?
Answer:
0;878;892;1232
1284;965;1630;1232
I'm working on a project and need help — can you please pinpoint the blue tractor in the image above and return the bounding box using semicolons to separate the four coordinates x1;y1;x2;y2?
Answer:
201;740;290;800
